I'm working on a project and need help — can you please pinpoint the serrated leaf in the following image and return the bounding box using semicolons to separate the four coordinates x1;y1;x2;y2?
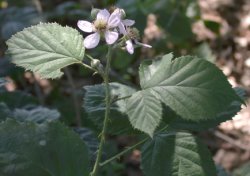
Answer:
6;23;85;79
167;87;245;131
127;53;242;136
141;132;216;176
127;90;162;137
84;83;136;134
0;119;90;176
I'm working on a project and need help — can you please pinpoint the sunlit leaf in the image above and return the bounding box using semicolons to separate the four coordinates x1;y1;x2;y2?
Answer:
6;23;85;79
127;53;242;136
166;87;245;131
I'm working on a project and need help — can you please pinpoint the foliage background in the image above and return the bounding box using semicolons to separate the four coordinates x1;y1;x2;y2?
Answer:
0;0;250;175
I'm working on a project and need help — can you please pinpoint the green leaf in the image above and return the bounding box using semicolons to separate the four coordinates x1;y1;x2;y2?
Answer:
167;87;245;131
84;83;136;134
0;78;7;87
13;106;60;123
74;127;98;162
6;23;85;79
127;53;242;136
0;103;12;121
0;151;51;176
0;119;90;176
126;90;162;137
0;101;60;123
0;90;38;109
141;132;216;176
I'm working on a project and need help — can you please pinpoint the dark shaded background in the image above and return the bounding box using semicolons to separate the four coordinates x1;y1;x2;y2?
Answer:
0;0;250;175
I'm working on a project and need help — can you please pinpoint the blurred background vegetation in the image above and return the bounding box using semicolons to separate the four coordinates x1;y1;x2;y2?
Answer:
0;0;250;175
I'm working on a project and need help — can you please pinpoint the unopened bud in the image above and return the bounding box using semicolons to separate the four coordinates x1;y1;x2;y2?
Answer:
91;59;101;68
120;9;126;18
127;27;140;40
91;59;104;74
91;8;100;19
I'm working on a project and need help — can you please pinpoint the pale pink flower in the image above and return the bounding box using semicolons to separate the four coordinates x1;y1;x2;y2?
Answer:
77;9;121;49
125;39;152;54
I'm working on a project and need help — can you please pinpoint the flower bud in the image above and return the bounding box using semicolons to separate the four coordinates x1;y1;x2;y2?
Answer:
91;8;100;19
127;27;140;40
90;59;104;74
91;58;101;68
120;9;126;18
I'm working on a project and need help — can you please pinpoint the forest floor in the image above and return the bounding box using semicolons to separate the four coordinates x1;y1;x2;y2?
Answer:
196;0;250;172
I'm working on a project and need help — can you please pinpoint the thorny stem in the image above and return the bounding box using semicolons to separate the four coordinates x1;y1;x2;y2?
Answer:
90;46;112;176
99;125;169;167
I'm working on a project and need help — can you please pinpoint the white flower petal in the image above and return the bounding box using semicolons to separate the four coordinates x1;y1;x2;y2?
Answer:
96;9;110;23
122;19;135;26
126;40;134;54
105;31;118;45
84;32;100;49
108;11;121;28
135;41;152;48
118;23;127;35
77;20;93;33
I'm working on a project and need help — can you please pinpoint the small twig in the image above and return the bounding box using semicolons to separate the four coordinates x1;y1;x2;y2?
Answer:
99;125;169;166
80;62;97;73
100;137;148;166
64;68;82;127
112;95;132;104
214;130;250;151
32;0;43;14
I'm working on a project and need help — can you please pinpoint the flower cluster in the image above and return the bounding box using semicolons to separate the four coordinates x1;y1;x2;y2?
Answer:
77;7;151;54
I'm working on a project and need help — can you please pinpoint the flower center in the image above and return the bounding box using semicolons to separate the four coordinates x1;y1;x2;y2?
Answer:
94;19;107;31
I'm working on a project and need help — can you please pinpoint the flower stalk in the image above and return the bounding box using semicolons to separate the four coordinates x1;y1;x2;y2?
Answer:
90;46;112;176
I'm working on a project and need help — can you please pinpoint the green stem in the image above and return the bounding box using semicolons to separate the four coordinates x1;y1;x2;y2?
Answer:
112;95;132;104
90;46;112;176
100;137;148;166
85;54;96;61
79;62;97;72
